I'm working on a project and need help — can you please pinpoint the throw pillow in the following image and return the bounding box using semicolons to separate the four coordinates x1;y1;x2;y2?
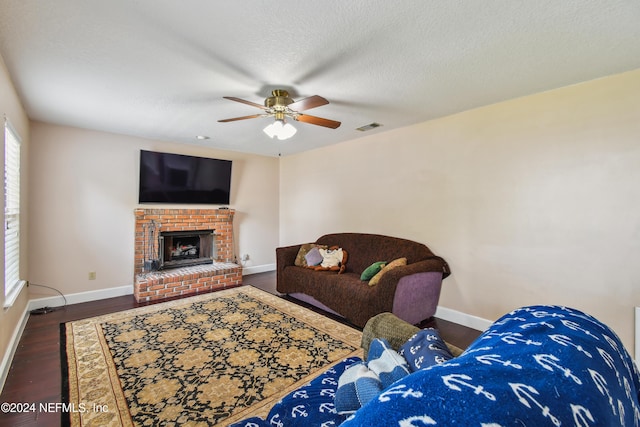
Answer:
294;243;327;267
360;261;387;281
399;328;454;372
319;247;344;268
368;257;407;286
304;246;323;267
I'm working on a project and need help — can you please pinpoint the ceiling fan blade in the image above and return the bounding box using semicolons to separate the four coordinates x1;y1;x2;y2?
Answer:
295;114;341;129
223;96;266;109
288;95;329;111
218;114;264;123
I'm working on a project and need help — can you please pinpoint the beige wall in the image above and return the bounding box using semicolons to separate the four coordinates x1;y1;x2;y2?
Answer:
0;54;30;379
280;69;640;353
27;123;279;297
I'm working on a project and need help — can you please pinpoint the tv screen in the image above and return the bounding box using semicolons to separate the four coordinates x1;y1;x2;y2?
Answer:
138;150;232;204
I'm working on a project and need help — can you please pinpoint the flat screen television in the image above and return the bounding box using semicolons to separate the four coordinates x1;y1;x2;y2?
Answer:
138;150;232;204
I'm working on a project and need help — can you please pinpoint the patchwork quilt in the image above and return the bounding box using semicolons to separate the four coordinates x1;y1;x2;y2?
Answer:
342;305;640;426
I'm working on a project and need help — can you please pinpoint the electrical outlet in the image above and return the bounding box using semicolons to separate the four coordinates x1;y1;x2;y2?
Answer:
88;272;97;280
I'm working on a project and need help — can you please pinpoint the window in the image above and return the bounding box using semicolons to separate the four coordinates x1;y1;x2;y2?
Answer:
4;118;23;307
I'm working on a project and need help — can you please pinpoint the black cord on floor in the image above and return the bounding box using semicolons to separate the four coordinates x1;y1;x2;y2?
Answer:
29;282;67;314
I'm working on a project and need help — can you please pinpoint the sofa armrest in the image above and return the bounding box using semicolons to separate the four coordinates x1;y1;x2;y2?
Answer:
276;244;302;292
400;257;449;278
276;244;300;268
361;312;420;357
361;312;464;360
372;258;448;312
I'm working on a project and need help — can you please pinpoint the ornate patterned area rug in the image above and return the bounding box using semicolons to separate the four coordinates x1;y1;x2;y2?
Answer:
61;285;362;426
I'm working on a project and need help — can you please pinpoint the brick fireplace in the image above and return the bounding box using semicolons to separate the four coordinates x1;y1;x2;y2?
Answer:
133;208;242;302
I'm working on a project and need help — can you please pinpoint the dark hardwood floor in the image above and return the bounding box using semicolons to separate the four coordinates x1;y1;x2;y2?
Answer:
0;271;481;426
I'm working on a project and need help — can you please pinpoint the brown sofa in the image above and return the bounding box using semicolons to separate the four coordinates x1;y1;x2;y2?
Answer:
276;233;450;328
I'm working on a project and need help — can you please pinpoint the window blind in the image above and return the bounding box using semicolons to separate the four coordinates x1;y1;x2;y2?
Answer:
4;118;22;305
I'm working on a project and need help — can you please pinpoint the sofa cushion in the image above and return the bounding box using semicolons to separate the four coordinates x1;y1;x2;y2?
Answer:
360;261;387;281
369;257;407;286
281;267;382;326
399;328;454;372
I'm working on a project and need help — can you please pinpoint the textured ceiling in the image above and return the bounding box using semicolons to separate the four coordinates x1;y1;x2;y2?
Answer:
1;1;639;157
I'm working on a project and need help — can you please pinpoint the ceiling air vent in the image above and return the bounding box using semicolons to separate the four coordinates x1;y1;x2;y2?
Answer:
356;122;382;132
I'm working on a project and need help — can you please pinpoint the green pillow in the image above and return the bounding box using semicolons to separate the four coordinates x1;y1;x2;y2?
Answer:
360;261;387;281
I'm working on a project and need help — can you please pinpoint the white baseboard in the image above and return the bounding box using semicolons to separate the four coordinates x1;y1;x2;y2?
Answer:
28;285;133;311
435;305;493;332
241;263;276;276
0;303;30;393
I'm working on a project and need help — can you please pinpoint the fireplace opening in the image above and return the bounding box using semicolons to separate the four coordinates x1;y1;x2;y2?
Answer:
159;229;215;270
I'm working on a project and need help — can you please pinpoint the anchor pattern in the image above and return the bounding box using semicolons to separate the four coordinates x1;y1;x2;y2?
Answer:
399;328;454;372
342;305;640;426
230;357;361;427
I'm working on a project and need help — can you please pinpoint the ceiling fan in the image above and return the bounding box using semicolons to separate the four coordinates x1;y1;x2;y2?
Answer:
218;89;341;140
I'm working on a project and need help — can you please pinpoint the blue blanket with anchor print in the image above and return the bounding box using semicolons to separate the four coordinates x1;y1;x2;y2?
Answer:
341;305;640;426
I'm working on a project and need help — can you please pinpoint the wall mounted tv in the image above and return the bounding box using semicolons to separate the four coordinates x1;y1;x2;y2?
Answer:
138;150;232;204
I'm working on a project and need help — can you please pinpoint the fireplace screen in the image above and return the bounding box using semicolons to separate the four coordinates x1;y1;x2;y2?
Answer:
159;229;215;269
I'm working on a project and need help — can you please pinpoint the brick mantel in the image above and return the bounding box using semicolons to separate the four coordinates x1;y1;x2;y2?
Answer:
133;208;241;301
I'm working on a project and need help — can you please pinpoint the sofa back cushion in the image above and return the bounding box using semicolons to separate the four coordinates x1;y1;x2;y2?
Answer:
315;233;435;274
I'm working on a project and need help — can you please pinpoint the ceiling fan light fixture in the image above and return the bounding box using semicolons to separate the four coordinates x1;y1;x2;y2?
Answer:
263;119;297;140
220;89;340;136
